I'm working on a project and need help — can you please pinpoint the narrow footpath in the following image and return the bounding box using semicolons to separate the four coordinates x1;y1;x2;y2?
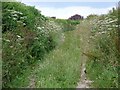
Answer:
76;21;93;88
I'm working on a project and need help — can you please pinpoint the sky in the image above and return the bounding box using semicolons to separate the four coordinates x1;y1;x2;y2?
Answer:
21;1;118;19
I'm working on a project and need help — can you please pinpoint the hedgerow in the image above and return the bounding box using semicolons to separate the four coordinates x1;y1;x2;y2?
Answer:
2;2;63;87
55;19;80;31
86;8;119;88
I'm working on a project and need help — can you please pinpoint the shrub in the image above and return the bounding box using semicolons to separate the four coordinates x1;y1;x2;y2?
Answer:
2;2;46;33
56;19;80;31
2;2;63;87
2;2;78;87
86;8;119;88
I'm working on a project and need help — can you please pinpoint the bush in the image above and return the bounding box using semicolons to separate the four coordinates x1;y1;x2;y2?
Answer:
86;8;119;88
2;2;78;87
2;2;63;87
2;2;46;33
56;19;80;31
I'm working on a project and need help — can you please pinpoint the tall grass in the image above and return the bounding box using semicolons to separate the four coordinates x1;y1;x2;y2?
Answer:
2;2;80;88
2;2;63;87
86;8;119;88
55;19;80;31
8;30;82;88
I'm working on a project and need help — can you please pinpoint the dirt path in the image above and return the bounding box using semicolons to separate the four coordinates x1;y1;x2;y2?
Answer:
26;28;82;88
27;20;93;88
76;21;93;88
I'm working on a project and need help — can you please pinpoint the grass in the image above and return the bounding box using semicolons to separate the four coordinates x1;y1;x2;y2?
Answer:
3;18;119;88
3;3;119;87
85;16;119;88
86;59;118;88
8;29;82;88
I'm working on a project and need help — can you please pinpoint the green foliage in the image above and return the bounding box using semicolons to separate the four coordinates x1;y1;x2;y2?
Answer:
2;27;35;87
56;19;80;31
2;2;62;87
86;8;119;88
2;2;46;33
7;30;81;88
86;14;98;20
2;2;81;88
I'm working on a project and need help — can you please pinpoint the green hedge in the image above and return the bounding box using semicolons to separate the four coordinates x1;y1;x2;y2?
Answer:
2;2;79;87
86;8;119;88
2;2;47;33
2;2;62;87
56;19;80;31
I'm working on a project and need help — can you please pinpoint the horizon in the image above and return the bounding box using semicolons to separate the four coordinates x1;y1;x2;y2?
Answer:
21;2;117;19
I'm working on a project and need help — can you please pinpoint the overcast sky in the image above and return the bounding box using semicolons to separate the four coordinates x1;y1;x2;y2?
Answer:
21;1;118;19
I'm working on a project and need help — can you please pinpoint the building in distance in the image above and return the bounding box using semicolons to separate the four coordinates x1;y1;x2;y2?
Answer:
68;14;84;20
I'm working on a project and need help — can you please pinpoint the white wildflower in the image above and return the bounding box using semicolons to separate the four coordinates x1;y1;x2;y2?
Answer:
12;14;18;17
37;27;42;30
99;31;107;34
20;17;25;19
5;39;10;42
17;11;21;14
13;18;17;20
108;19;117;24
8;16;11;18
10;46;13;48
17;21;23;23
41;27;44;29
34;37;39;40
23;23;26;26
90;36;94;39
108;28;112;30
7;9;13;12
17;35;21;38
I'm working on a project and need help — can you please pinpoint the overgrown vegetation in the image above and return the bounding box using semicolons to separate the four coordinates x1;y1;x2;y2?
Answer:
2;2;64;87
85;7;119;88
2;1;119;88
55;19;80;31
8;30;82;88
2;2;80;88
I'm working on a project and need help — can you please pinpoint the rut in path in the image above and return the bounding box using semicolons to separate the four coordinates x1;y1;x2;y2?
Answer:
76;21;93;88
